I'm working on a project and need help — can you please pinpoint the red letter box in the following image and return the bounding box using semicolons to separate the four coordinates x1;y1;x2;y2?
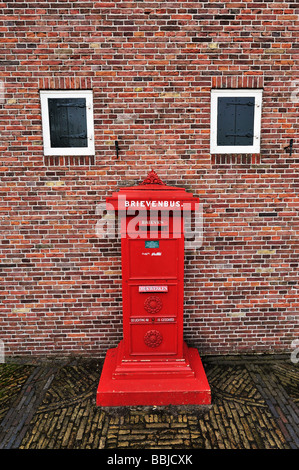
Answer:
97;170;211;406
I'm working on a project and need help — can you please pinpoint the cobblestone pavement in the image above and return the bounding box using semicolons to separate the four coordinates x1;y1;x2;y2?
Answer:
0;354;298;450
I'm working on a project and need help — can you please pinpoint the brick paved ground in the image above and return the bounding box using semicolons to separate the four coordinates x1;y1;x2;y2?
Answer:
0;355;298;450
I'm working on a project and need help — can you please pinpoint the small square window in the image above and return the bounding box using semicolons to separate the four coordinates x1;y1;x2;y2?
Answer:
210;89;262;154
40;90;95;156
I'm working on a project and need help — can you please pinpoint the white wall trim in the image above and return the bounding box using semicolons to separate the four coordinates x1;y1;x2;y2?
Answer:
210;89;263;154
40;90;95;156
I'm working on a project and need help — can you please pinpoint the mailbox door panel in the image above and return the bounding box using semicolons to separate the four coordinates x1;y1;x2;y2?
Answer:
127;238;179;279
130;323;177;356
128;284;178;317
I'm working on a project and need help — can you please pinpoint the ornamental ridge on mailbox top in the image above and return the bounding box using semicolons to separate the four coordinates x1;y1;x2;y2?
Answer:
139;169;164;185
97;169;211;407
105;169;200;212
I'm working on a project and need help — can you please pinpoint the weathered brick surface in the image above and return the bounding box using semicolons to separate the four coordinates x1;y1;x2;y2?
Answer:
0;2;298;356
0;356;298;449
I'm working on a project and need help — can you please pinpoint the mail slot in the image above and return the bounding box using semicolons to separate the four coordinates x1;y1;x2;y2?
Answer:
97;169;211;406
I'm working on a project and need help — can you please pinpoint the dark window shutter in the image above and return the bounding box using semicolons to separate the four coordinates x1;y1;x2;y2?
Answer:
48;98;88;148
217;97;235;146
217;96;255;147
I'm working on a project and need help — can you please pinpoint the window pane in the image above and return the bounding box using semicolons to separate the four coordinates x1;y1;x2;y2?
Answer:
217;96;255;146
217;97;236;146
48;98;87;148
235;97;254;146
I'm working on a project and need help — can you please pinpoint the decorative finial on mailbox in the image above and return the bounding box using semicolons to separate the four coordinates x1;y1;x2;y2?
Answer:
140;169;164;186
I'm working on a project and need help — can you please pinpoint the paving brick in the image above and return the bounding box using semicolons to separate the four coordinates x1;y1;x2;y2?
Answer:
1;355;298;449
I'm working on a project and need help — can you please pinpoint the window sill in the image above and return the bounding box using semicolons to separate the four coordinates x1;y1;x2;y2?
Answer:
211;154;261;165
44;154;95;166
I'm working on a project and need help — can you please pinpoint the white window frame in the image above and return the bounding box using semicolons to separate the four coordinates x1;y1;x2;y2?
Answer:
210;89;262;154
40;90;95;156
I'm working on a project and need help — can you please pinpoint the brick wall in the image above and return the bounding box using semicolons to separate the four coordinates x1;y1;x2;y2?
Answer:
1;1;298;357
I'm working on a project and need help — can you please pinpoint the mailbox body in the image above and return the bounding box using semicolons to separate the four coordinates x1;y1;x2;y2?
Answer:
97;171;211;406
122;210;184;362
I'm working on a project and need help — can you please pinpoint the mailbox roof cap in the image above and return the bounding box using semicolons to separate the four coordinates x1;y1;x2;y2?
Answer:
106;170;199;210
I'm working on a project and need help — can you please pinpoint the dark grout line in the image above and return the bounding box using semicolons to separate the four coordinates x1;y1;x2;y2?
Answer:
0;366;58;449
246;363;299;449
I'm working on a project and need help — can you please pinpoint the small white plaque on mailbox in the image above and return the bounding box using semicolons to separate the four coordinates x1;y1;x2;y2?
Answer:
138;286;168;292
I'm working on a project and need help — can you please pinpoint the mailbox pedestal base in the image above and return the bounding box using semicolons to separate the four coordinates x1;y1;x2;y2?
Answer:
97;342;211;407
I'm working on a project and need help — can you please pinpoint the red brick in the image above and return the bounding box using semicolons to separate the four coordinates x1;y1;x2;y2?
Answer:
0;1;297;358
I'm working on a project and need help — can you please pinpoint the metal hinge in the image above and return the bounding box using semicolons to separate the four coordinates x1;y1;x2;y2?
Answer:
59;133;87;139
226;133;253;137
56;103;85;108
226;102;254;106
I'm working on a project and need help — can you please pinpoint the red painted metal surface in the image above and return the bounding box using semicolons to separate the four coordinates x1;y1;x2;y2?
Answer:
97;170;211;406
98;342;211;406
